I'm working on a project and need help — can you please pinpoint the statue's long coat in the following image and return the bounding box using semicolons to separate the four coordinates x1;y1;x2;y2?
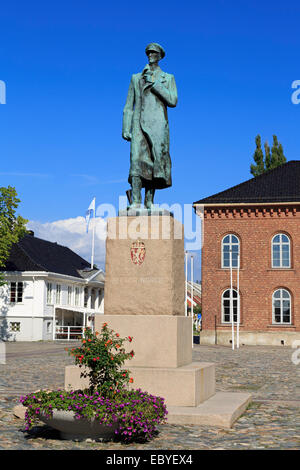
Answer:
122;67;177;189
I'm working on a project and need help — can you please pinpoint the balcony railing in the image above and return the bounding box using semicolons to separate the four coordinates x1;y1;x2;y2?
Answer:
55;326;93;341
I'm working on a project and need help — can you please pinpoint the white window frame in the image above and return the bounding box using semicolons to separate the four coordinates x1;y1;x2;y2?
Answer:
10;281;23;303
272;234;290;268
75;287;80;306
272;289;291;325
222;234;240;268
46;321;52;334
84;287;89;308
10;321;21;332
222;288;239;324
91;288;96;310
55;284;61;305
67;286;73;305
46;282;52;305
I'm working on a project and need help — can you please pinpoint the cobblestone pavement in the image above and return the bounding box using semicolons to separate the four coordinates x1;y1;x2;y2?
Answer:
0;342;299;450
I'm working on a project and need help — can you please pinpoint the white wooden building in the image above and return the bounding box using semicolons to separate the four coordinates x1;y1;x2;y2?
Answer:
0;232;105;341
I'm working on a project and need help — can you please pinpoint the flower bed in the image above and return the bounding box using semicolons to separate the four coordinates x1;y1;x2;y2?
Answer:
20;323;168;442
20;388;167;441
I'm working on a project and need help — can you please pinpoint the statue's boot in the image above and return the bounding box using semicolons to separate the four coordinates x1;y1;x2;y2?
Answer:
144;187;155;211
129;176;142;208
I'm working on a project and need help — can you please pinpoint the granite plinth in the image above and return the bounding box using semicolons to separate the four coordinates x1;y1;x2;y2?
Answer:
104;216;185;316
65;362;215;407
96;315;192;368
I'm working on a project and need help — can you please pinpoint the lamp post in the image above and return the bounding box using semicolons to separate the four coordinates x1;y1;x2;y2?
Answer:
191;255;194;348
185;251;188;317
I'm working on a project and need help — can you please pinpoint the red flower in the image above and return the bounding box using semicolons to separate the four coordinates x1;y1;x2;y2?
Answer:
129;378;133;383
128;336;133;342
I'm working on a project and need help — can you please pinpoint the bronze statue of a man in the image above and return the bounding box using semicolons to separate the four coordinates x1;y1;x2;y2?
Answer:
122;43;178;210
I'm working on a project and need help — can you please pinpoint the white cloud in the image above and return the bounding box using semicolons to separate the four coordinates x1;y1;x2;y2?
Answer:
27;216;107;270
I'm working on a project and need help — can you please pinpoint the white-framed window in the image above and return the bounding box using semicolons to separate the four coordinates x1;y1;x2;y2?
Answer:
91;289;96;309
75;287;80;306
67;286;73;305
272;234;290;268
222;234;240;268
46;321;52;334
272;289;291;324
46;283;52;304
84;287;89;308
10;282;23;303
222;289;238;323
10;322;21;332
55;284;61;305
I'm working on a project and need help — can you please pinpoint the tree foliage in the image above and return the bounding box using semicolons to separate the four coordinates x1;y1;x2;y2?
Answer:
0;186;27;283
250;134;286;177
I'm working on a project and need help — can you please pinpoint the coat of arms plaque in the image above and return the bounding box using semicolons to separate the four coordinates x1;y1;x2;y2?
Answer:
130;239;146;265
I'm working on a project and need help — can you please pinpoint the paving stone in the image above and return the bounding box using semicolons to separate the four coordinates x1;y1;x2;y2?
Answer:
0;342;299;449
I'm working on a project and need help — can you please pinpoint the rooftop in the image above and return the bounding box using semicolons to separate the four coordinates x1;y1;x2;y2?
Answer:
194;161;300;205
2;233;95;279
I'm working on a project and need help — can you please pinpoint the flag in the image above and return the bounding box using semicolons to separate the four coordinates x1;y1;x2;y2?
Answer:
85;197;95;233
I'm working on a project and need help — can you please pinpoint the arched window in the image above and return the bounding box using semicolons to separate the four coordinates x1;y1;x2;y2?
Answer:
272;234;290;268
222;234;240;268
222;289;238;323
272;289;291;324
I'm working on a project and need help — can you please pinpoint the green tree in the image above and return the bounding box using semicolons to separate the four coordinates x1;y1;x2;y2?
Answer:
0;186;27;285
250;135;265;177
270;135;286;169
250;134;287;177
264;141;271;171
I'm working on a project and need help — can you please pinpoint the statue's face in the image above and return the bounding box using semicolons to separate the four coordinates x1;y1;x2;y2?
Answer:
147;50;161;65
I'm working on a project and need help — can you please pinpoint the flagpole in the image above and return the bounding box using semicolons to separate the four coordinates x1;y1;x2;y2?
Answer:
230;248;234;350
185;251;188;316
191;255;194;349
91;198;95;269
237;250;240;349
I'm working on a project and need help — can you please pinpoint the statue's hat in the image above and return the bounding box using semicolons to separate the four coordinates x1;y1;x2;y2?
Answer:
145;43;165;59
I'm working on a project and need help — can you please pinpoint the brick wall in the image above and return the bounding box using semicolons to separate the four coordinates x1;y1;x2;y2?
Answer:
201;205;300;334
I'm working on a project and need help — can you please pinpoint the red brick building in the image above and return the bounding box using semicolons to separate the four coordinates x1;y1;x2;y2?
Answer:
194;161;300;346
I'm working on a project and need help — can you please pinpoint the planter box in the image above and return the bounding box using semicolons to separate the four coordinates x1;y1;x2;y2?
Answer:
38;410;118;440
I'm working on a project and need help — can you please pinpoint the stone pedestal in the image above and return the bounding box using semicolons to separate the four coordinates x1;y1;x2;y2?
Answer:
104;216;185;316
64;215;251;427
96;315;192;368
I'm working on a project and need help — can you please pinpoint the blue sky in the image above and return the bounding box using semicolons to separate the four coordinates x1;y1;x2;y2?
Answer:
1;0;300;277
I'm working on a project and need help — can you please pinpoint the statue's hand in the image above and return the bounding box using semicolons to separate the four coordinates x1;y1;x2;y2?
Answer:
122;131;132;141
144;72;153;84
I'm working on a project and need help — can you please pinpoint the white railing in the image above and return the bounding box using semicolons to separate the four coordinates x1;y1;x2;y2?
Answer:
55;326;93;341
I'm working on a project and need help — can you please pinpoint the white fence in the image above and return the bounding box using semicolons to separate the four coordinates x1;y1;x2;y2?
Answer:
55;326;93;341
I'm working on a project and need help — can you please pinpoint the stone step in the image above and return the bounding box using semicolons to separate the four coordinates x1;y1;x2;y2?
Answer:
167;392;252;428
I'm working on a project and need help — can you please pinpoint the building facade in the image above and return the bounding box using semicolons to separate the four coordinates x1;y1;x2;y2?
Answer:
194;161;300;346
0;233;104;341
